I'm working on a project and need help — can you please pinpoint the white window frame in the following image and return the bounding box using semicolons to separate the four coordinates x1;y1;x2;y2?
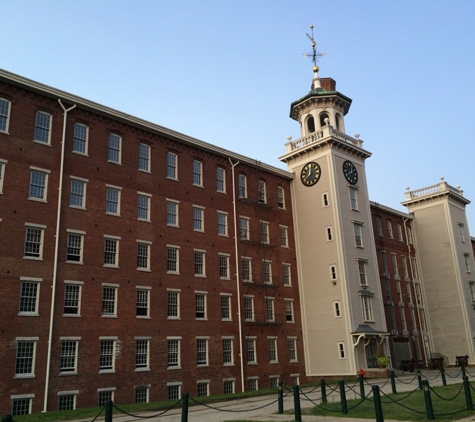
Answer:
11;395;34;416
222;337;234;365
34;111;52;144
397;223;404;241
238;174;247;198
268;337;278;363
353;221;363;247
138;143;151;172
387;220;394;238
108;133;122;164
263;260;272;284
167;337;181;369
103;236;120;267
219;254;230;279
99;338;117;372
106;185;121;216
288;337;298;362
24;224;45;260
193;206;204;232
260;220;270;244
330;265;337;282
357;259;368;286
246;337;257;364
0;97;11;133
459;223;466;243
337;342;346;359
197;337;209;366
282;263;291;286
280;225;288;247
101;284;118;317
167;289;180;319
135;338;150;371
14;338;38;378
167;152;178;180
194;249;206;277
258;180;267;203
349;186;358;210
73;122;88;155
167;245;180;274
19;277;41;316
265;297;275;322
70;177;87;209
244;296;255;321
0;158;6;194
242;257;252;282
63;281;82;316
285;299;294;323
277;185;285;209
195;292;207;320
218;211;228;236
361;295;374;322
240;216;250;240
137;193;151;222
58;391;78;411
59;338;79;374
220;294;232;320
137;240;151;271
322;192;329;207
193;160;203;187
66;230;85;263
135;386;150;404
326;226;333;241
29;167;50;202
216;167;226;193
136;287;150;318
166;199;179;227
333;301;341;317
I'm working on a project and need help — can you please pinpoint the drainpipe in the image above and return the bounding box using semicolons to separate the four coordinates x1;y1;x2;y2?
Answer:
229;158;245;393
43;99;76;412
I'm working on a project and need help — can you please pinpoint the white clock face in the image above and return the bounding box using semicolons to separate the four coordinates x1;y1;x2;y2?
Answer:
300;162;321;187
343;160;358;184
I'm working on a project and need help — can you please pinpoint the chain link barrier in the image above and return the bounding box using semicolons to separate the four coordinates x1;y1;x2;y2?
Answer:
188;395;279;413
112;398;182;419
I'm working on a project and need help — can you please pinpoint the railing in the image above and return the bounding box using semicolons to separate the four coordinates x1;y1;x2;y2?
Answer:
405;181;465;200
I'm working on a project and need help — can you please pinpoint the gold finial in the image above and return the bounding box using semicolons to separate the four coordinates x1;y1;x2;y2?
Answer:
302;25;326;68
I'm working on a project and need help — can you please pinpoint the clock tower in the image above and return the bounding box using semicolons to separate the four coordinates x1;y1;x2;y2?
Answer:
280;33;387;376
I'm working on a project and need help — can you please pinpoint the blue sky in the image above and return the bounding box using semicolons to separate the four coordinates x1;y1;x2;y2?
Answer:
3;0;475;225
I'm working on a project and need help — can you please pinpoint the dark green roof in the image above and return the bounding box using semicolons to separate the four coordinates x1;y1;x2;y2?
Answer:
289;88;353;118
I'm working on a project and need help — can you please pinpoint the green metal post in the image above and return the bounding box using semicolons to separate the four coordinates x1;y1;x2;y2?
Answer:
181;392;189;422
462;364;467;378
278;381;284;414
390;371;397;394
417;370;423;389
372;385;384;422
321;379;327;403
440;366;447;386
105;400;113;422
422;380;434;421
463;376;473;411
293;385;302;422
339;380;348;415
359;374;365;399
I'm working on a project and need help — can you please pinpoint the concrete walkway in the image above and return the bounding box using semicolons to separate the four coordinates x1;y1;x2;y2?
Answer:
76;369;475;422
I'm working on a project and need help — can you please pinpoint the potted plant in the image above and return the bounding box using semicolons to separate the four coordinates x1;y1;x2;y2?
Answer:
376;355;390;368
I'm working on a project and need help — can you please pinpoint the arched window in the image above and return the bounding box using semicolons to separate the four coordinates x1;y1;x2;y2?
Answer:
319;112;329;128
306;116;315;133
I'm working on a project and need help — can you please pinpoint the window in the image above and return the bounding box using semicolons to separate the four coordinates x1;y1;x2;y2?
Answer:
283;264;291;286
73;123;88;154
60;340;78;373
167;152;177;179
193;207;204;231
326;226;333;241
15;339;37;377
285;300;294;322
223;338;234;365
277;186;285;209
361;296;374;321
104;237;119;267
29;169;49;201
219;254;230;279
19;279;40;315
168;384;181;400
167;246;179;273
0;98;11;132
218;212;228;236
64;283;82;315
58;393;77;411
381;250;388;273
400;307;407;331
334;301;341;317
70;178;86;208
196;293;207;319
263;260;272;284
322;192;329;207
98;390;114;407
406;282;413;303
135;339;149;370
419;308;427;331
138;143;150;172
106;186;121;215
221;295;231;320
246;338;256;364
137;194;151;221
137;241;151;270
197;338;208;365
465;254;471;273
248;378;258;391
391;253;399;276
258;180;267;203
415;283;422;305
100;339;115;371
358;260;367;286
216;167;226;192
197;382;209;397
136;288;150;317
397;223;403;241
193;160;202;186
238;174;247;198
135;387;149;404
168;338;180;368
34;111;51;144
338;342;345;359
0;159;5;193
270;376;279;389
102;285;117;316
24;225;44;259
167;200;179;226
280;226;288;247
407;226;413;244
402;256;409;278
265;297;275;322
288;338;297;362
349;187;358;210
240;217;250;240
387;220;394;238
242;257;252;282
224;380;235;394
167;291;180;318
66;231;84;263
376;217;383;236
194;250;206;276
108;133;121;163
396;280;402;302
11;397;33;415
330;265;337;282
268;338;278;362
411;258;419;279
244;296;254;321
459;224;466;243
353;222;363;247
260;221;269;244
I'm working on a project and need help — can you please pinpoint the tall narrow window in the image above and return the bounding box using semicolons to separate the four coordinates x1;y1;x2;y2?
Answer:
218;212;228;236
407;226;413;244
138;193;151;221
70;178;86;208
168;339;181;368
15;340;36;376
391;253;399;276
240;217;250;240
216;167;226;192
387;220;394;238
66;232;83;263
24;226;44;259
238;174;247;198
0;98;11;133
223;338;233;365
136;288;150;317
137;242;150;270
167;247;179;273
194;251;205;276
135;339;149;369
358;260;367;286
268;337;278;362
64;283;81;315
376;217;383;236
106;186;121;215
381;250;388;273
219;254;230;279
361;296;373;321
330;265;337;282
167;200;179;226
195;293;207;319
102;285;117;316
397;223;403;241
246;338;256;363
108;133;121;163
337;342;345;359
0;160;5;194
260;221;270;244
221;295;231;320
244;296;254;321
29;169;48;201
167;152;177;179
280;226;288;247
19;279;40;314
60;340;78;373
104;237;119;266
411;258;419;279
288;338;297;362
193;207;204;231
242;257;252;282
197;339;208;365
263;260;272;284
138;143;150;172
258;180;267;203
100;339;116;371
285;300;294;322
265;297;275;322
282;264;291;286
349;187;358;210
277;186;285;209
167;291;180;318
464;254;471;273
353;222;363;247
402;256;409;278
193;160;202;186
73;123;88;154
34;111;51;144
459;224;466;243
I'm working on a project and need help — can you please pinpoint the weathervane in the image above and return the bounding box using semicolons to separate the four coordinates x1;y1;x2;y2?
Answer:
302;25;326;68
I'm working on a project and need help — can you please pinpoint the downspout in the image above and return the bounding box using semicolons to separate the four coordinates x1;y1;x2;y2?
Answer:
43;99;76;412
229;158;245;393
